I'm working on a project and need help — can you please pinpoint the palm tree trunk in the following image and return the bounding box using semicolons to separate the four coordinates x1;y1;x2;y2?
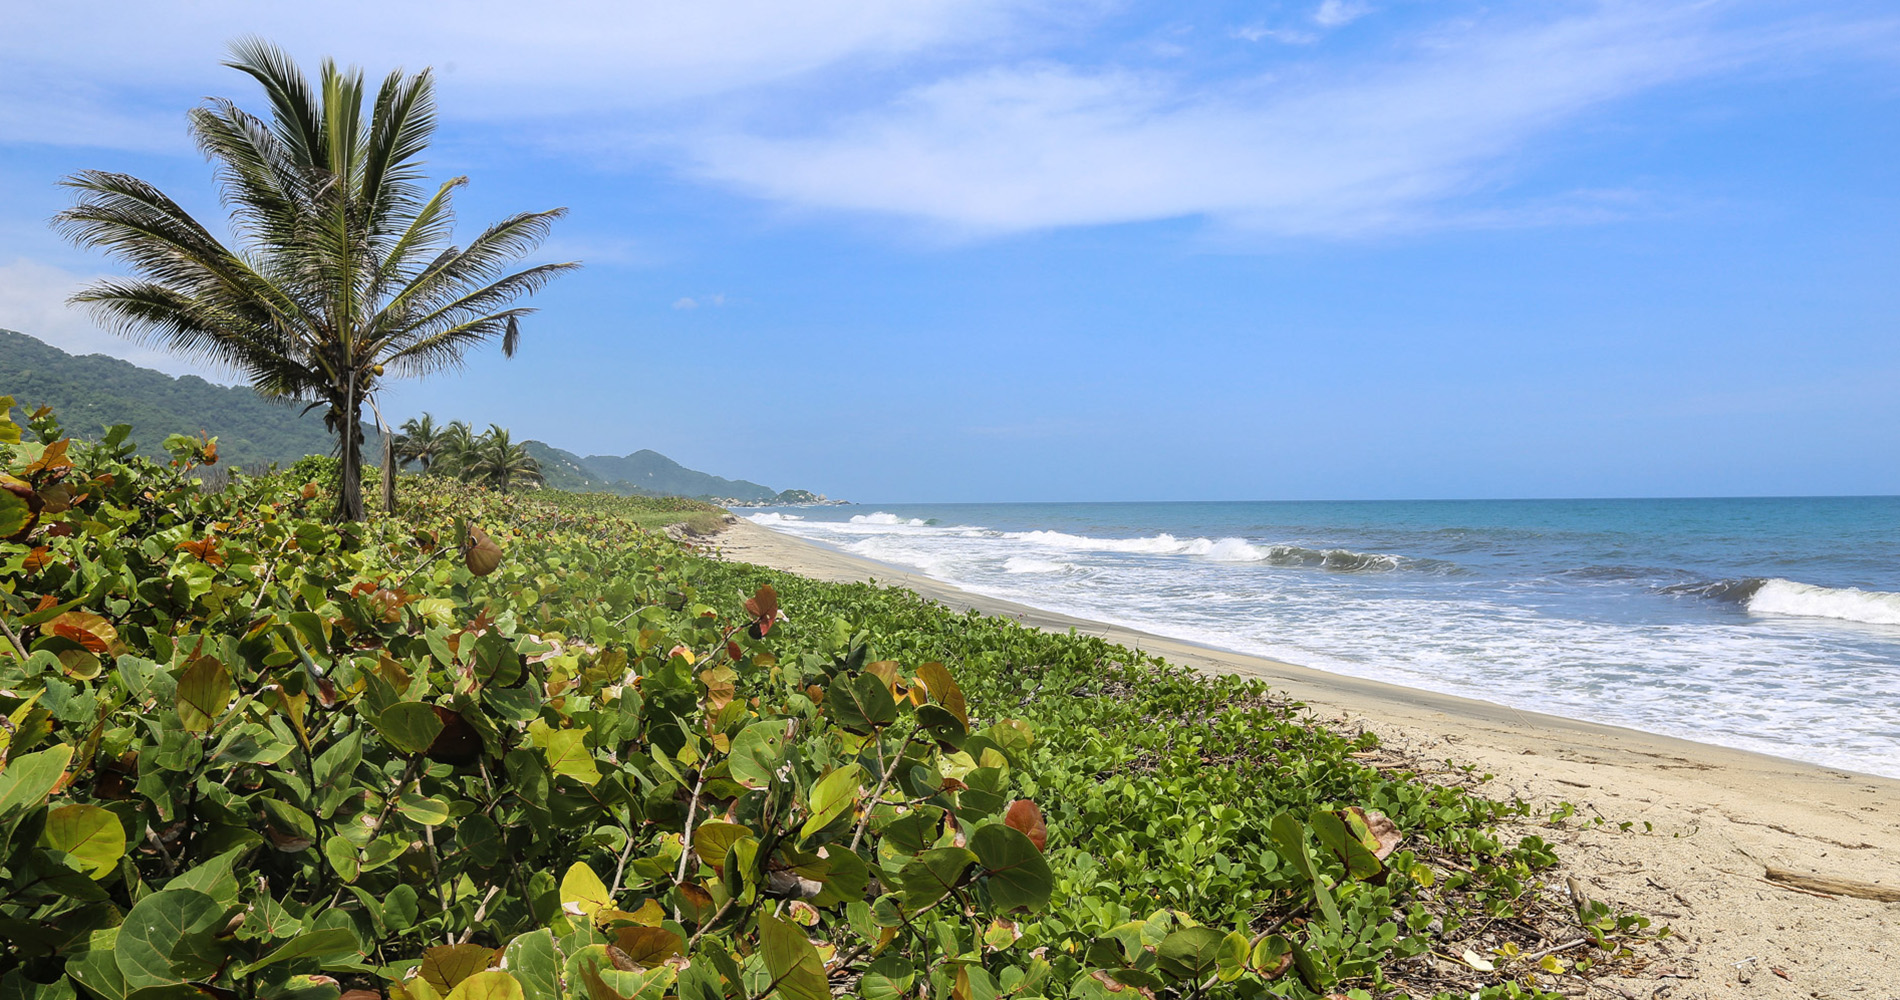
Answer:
338;383;365;522
381;432;397;514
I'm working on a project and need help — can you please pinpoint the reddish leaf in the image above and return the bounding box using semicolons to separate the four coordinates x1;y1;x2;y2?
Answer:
176;537;225;566
37;483;75;514
1005;799;1048;851
743;584;779;635
22;547;52;573
23;439;71;476
49;611;117;653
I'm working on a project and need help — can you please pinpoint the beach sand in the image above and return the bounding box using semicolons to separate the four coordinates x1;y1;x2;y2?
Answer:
708;517;1900;998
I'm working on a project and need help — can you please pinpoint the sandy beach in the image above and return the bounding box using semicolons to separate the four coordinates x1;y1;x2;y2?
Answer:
710;517;1900;999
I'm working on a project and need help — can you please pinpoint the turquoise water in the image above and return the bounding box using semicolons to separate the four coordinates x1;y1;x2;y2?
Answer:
747;497;1900;777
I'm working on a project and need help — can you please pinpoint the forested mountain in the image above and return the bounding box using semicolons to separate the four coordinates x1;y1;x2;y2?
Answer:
0;327;381;468
582;449;779;502
2;328;824;501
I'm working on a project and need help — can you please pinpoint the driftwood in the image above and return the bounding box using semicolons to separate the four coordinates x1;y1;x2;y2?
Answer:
1763;866;1900;902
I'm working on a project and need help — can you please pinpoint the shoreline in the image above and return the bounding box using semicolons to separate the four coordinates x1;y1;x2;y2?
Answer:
710;517;1900;997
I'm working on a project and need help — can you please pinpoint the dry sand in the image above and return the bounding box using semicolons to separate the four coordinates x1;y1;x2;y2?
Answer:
706;517;1900;998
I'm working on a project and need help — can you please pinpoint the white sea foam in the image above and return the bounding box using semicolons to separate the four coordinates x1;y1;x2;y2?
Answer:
1008;529;1218;555
850;512;929;526
1003;556;1074;574
1747;579;1900;626
747;512;805;524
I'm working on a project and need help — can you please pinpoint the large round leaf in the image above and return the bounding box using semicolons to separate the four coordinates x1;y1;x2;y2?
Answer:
1156;927;1226;982
969;824;1052;911
896;847;977;909
115;888;229;986
174;657;230;733
41;803;125;879
445;970;524;1000
757;914;829;1000
728;720;792;789
375;702;446;756
502;930;561;1000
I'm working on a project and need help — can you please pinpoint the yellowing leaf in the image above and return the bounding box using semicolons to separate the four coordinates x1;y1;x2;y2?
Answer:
544;730;599;786
175;657;232;733
445;970;524;1000
421;944;500;994
41;803;125;879
561;862;612;918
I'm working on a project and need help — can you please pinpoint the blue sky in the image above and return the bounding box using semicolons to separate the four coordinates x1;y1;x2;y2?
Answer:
2;0;1897;501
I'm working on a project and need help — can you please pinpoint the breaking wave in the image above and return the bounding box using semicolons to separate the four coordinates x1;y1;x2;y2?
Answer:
1665;577;1900;626
1000;529;1426;572
849;512;930;526
1748;579;1900;626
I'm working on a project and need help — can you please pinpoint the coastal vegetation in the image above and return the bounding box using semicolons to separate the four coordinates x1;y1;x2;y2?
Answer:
0;403;1651;1000
52;40;576;522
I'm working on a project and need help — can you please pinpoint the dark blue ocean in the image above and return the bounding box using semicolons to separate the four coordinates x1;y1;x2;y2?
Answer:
747;497;1900;777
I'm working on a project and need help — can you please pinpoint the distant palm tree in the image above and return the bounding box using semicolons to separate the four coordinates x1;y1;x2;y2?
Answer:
434;420;479;478
394;413;446;471
460;425;542;492
54;40;578;521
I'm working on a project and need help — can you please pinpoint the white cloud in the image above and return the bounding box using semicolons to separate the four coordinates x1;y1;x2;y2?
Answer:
1313;0;1372;29
0;0;1086;147
1232;24;1319;45
681;4;1896;236
0;258;224;378
673;297;699;310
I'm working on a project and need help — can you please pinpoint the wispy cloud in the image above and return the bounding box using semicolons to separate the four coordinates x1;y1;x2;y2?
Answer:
0;0;1084;147
680;3;1899;236
1231;24;1319;45
1313;0;1372;29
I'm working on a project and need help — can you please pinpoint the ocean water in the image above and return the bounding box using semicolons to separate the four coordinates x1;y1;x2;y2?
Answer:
744;498;1900;778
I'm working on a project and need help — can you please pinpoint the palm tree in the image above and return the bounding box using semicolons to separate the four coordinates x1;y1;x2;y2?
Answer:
434;420;479;478
54;40;578;521
460;425;543;492
394;413;446;471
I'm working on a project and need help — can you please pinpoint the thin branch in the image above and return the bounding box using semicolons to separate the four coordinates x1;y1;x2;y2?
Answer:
670;769;708;920
851;731;919;851
424;823;451;945
0;610;29;662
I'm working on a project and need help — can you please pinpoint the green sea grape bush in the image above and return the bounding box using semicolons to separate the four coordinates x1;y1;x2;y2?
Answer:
0;406;1638;1000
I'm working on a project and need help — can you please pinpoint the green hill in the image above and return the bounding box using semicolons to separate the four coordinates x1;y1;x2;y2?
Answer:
520;441;625;494
580;449;779;502
1;328;826;502
0;327;383;469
